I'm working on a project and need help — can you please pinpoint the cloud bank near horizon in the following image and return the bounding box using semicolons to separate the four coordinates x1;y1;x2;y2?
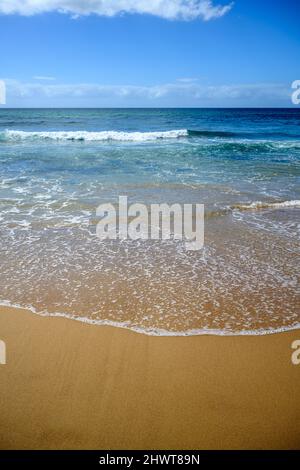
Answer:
2;79;291;107
0;0;233;21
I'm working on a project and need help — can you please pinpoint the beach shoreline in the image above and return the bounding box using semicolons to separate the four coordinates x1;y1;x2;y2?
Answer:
0;305;299;450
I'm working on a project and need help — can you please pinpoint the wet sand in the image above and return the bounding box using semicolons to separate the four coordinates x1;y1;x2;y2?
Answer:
0;305;299;449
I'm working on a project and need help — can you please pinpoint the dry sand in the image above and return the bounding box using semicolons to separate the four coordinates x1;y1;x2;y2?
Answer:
0;305;299;449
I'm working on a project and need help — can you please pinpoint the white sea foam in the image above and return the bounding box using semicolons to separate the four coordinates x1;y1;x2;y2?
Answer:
2;129;189;142
1;300;300;337
232;200;300;211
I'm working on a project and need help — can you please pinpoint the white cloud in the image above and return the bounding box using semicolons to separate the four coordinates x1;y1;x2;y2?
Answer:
33;76;56;81
176;77;200;83
0;0;233;21
3;78;292;107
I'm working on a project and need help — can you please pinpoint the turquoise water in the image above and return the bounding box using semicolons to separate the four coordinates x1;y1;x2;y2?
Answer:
0;108;299;334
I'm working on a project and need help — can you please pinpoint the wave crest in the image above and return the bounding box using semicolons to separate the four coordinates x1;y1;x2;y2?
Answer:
231;200;300;211
2;129;300;150
0;129;189;142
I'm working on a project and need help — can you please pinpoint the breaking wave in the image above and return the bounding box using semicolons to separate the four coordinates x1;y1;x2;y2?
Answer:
0;129;189;142
1;129;300;150
231;200;300;211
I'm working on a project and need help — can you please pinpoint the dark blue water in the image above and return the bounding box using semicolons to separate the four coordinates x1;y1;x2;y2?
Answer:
1;108;300;137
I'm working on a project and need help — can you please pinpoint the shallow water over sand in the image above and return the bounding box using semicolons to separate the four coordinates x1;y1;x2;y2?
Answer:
0;108;299;335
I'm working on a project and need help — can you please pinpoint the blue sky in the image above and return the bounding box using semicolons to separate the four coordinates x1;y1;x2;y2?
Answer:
0;0;299;107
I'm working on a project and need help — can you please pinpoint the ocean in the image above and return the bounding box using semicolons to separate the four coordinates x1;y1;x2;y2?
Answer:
0;108;299;335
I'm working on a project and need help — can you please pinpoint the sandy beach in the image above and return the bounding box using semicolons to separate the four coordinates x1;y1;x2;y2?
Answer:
0;305;299;450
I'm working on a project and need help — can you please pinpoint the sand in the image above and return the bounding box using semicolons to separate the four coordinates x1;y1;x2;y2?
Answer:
0;305;299;450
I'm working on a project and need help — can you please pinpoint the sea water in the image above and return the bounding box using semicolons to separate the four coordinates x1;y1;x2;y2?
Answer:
0;108;299;335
